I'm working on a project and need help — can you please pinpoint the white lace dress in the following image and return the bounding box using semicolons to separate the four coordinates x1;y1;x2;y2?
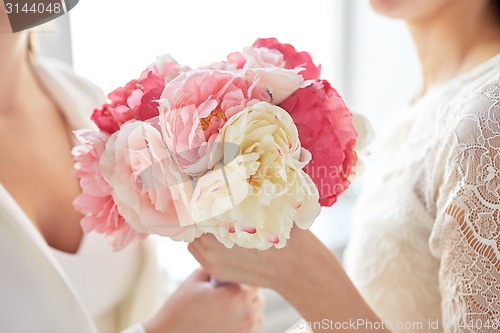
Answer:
343;54;500;333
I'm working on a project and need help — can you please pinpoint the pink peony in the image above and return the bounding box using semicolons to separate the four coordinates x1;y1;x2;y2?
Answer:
280;80;357;206
91;56;189;134
91;70;164;133
147;54;191;83
228;46;285;69
99;121;201;241
226;51;246;69
159;70;273;177
75;41;359;252
252;38;321;80
72;130;145;250
196;61;238;72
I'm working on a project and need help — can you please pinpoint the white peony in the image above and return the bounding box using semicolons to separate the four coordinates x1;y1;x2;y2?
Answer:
191;102;320;249
243;67;305;105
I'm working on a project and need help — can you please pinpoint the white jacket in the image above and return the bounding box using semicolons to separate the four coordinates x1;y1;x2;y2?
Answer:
0;58;163;333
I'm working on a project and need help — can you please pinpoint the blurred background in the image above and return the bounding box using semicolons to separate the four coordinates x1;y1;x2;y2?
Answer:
34;1;421;332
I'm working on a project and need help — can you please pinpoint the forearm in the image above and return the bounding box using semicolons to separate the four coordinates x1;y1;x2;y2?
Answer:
272;235;391;332
190;229;391;332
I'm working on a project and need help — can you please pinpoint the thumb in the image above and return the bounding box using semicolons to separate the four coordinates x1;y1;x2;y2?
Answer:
188;267;211;283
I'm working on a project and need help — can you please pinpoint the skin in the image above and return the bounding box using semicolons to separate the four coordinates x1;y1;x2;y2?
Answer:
144;269;263;333
371;0;500;92
0;4;263;333
190;229;387;333
189;0;500;332
0;12;84;254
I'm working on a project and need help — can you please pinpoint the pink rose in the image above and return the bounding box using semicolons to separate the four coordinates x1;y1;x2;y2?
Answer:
280;80;357;206
72;130;145;250
252;38;321;80
159;70;272;177
99;121;200;240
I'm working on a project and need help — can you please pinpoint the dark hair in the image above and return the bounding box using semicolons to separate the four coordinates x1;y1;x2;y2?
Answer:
496;0;500;18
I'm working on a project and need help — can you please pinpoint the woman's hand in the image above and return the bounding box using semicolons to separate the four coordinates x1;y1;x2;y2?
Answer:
143;268;264;333
188;228;389;333
188;228;329;291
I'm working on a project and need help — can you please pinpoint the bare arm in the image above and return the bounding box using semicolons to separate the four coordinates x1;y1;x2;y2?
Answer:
189;229;390;332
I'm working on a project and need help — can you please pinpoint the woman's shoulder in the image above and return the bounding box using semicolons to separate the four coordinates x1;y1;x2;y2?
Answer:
34;57;105;102
454;74;499;145
31;57;106;129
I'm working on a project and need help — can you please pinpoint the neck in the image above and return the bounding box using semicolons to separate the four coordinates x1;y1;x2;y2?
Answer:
0;32;32;115
407;1;500;93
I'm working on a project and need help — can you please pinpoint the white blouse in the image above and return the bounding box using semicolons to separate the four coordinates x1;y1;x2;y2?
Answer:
344;54;500;333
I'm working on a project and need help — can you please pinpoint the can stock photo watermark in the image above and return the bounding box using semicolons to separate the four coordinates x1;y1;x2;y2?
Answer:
2;0;78;32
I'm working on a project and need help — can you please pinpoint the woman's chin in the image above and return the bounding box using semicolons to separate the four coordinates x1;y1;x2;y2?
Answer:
369;0;409;18
369;0;455;21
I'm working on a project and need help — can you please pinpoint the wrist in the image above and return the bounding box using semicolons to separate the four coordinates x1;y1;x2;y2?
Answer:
272;232;341;302
269;248;303;296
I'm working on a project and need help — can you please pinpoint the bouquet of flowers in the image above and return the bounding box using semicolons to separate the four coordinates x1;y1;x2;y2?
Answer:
72;38;359;251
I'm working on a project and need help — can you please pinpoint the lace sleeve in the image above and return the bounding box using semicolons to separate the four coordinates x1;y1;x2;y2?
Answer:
431;79;500;332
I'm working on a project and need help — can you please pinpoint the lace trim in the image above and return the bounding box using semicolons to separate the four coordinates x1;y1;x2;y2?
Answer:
438;78;500;332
